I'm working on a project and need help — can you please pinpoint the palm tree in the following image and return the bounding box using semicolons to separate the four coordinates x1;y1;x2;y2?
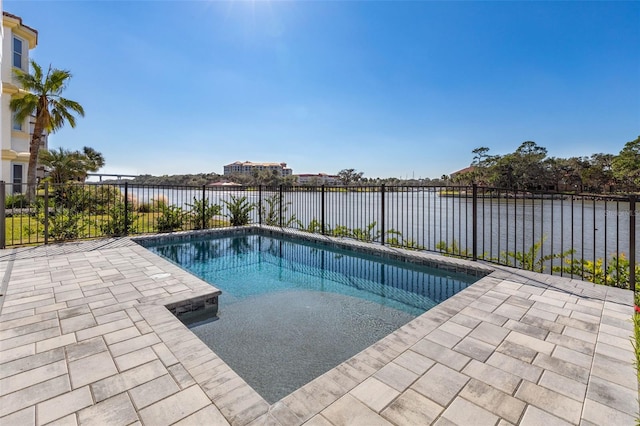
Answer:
10;60;84;200
39;146;105;185
79;146;105;180
39;148;84;185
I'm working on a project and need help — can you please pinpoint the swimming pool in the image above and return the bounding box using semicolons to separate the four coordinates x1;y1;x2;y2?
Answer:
143;231;483;403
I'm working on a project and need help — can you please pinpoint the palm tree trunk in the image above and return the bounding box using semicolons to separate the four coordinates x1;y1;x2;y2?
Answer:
26;121;44;202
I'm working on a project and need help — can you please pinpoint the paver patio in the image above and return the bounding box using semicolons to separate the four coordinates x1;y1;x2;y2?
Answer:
0;227;637;425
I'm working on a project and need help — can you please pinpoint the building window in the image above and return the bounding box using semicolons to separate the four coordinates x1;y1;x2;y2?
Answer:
13;164;23;194
13;37;23;69
12;113;23;131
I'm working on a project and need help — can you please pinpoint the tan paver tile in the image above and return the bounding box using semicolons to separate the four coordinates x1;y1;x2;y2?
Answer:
0;359;67;396
539;370;587;402
45;413;78;426
129;374;180;410
298;414;331;426
468;321;510;346
441;396;500;426
0;347;64;380
64;337;107;362
459;379;525;424
519;405;572;426
564;325;598;343
173;405;230;426
91;359;167;402
108;333;161;357
350;377;400;413
533;353;591;384
381;388;443;425
412;363;469;406
152;343;179;367
321;394;392;426
454;336;496;362
114;346;158;372
75;318;134;341
36;333;77;353
373;361;419;392
68;351;118;389
94;310;128;325
582;398;637;426
462;360;520;394
586;375;639;416
77;392;138;426
0;327;60;351
36;386;92;425
216;385;268;426
0;343;36;364
504;330;555;355
0;375;70;417
59;313;96;335
168;363;196;389
392;349;435;375
546;331;595;355
0;312;56;337
411;340;471;371
269;401;303;425
515;380;582;424
103;326;141;346
138;385;211;426
551;345;593;369
486;351;543;383
0;406;34;426
450;312;482;329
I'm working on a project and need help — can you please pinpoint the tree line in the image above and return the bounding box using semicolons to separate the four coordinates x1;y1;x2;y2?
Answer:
450;137;640;193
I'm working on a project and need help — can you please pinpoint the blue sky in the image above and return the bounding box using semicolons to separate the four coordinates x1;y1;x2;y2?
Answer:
5;1;639;179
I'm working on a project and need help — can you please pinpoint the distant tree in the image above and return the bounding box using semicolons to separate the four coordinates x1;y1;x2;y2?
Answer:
10;61;85;200
338;169;364;186
581;153;614;192
612;136;640;190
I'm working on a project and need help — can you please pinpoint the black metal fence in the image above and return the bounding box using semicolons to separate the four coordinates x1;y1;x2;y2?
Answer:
1;181;637;290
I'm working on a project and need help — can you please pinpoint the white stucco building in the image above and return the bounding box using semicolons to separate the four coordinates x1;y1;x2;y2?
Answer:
295;173;340;186
1;11;44;194
223;161;293;177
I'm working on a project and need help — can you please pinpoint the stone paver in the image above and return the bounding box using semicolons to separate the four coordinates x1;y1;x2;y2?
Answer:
0;228;636;426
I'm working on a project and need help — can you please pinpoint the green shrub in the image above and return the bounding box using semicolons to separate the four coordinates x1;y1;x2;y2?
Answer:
5;194;29;209
260;194;297;227
100;202;138;236
186;197;222;230
223;196;254;226
555;253;640;289
156;205;186;232
45;207;85;241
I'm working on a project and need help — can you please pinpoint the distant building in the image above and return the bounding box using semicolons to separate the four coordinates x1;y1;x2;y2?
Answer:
295;173;340;186
1;11;47;194
223;161;292;177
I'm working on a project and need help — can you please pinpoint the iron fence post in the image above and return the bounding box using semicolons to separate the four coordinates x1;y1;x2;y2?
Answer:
472;184;478;261
279;185;283;228
202;184;207;230
0;182;5;249
44;182;49;245
630;195;636;292
124;182;129;236
258;185;263;225
321;185;326;235
381;184;386;246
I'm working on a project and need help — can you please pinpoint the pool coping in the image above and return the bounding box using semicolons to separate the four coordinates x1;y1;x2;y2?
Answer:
0;226;636;425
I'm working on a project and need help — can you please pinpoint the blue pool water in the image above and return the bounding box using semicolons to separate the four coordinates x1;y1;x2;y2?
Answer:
146;234;479;403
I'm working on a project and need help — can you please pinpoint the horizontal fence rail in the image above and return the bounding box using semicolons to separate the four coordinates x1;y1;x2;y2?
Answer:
1;181;637;290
